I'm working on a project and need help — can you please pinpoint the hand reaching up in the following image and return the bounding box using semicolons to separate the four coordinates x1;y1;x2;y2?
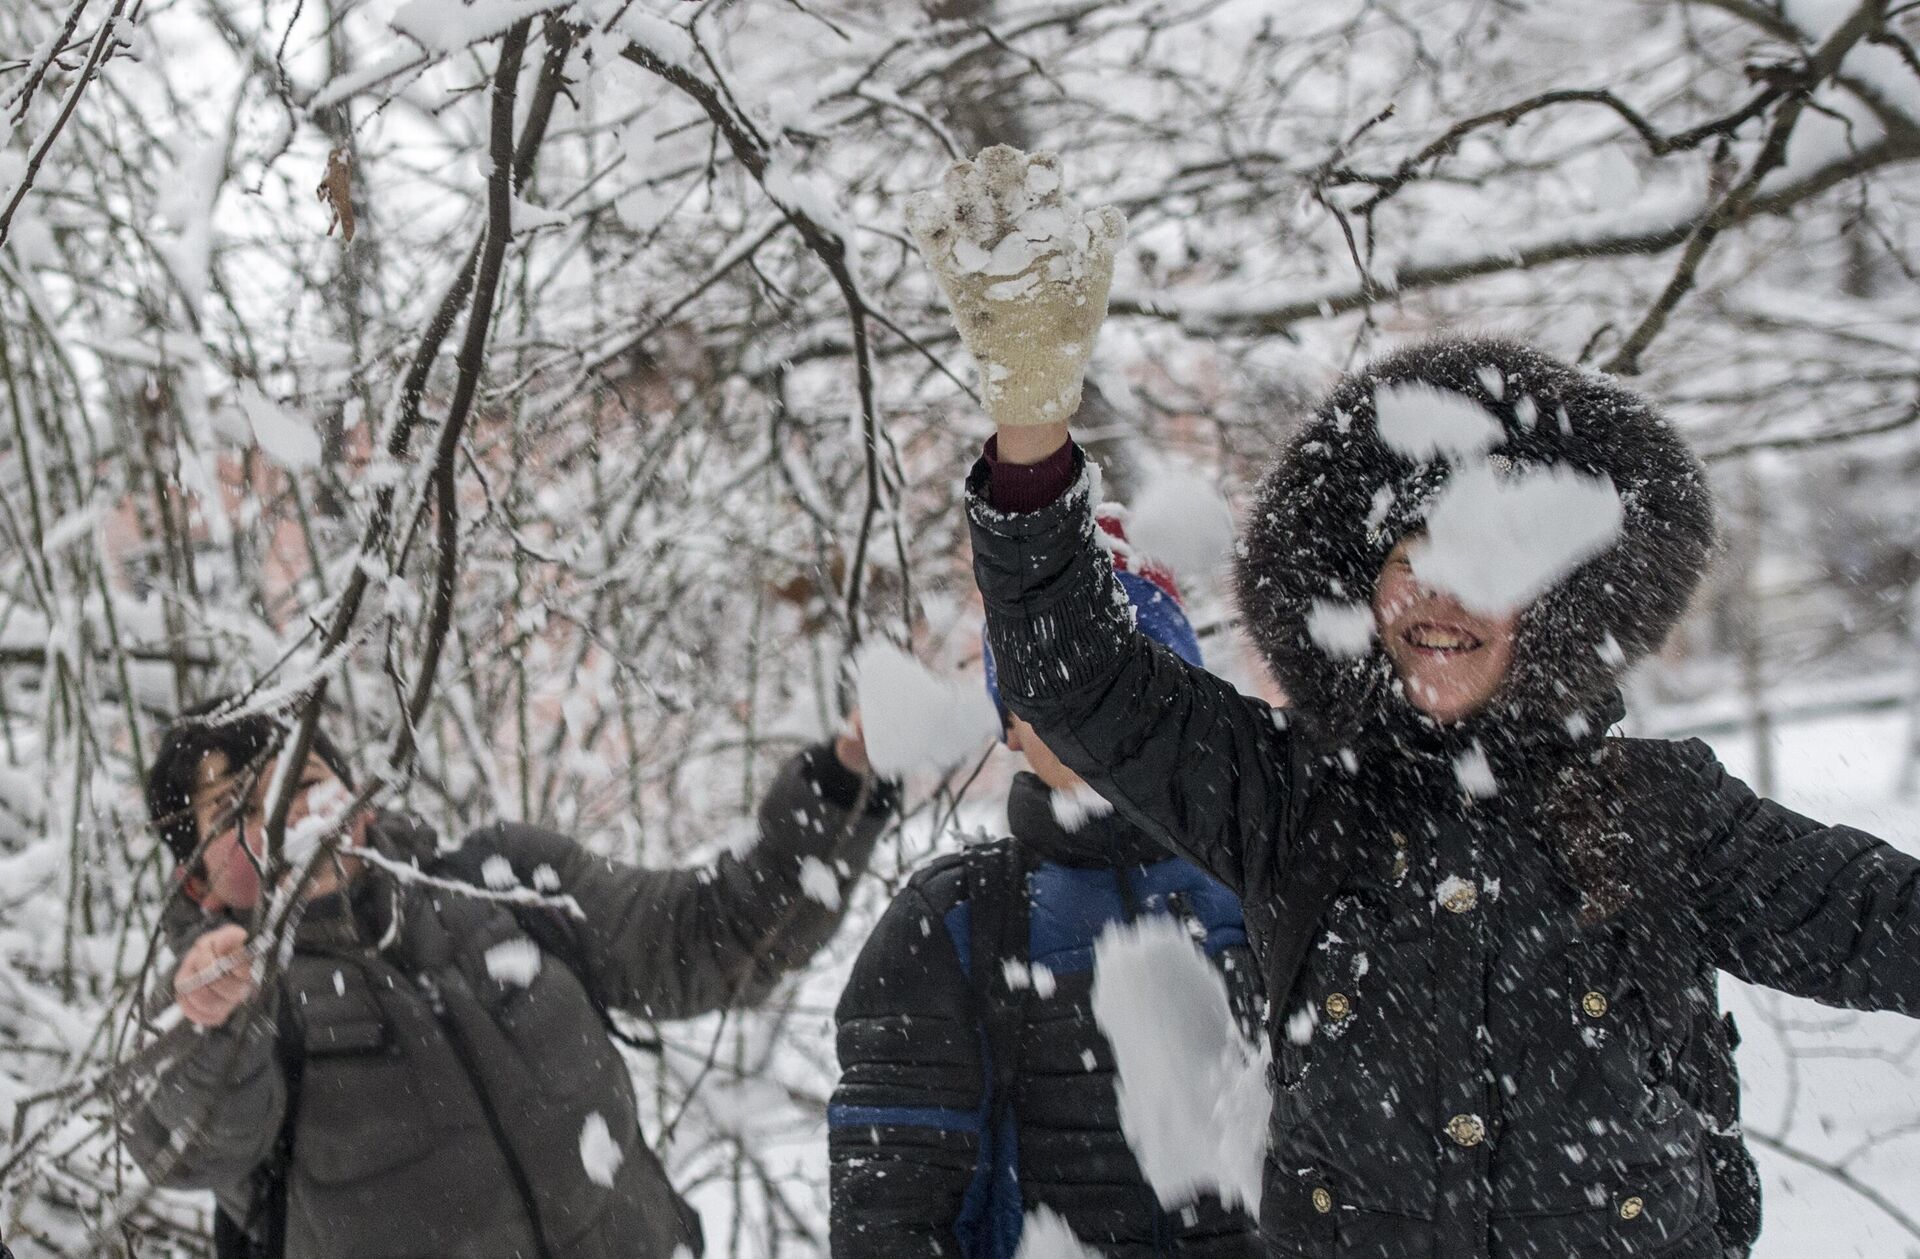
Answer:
907;146;1126;434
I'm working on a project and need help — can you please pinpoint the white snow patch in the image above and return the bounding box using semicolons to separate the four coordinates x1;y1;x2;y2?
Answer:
853;642;1002;776
1128;466;1234;580
510;195;571;235
1453;745;1499;798
484;937;543;988
1307;599;1376;658
480;854;517;890
1374;382;1503;460
236;384;321;470
1014;1204;1109;1259
798;855;841;910
580;1112;624;1187
1049;782;1116;831
1411;462;1623;614
1091;916;1269;1214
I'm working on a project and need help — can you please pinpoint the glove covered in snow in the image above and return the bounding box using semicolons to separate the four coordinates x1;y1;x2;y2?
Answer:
906;145;1126;428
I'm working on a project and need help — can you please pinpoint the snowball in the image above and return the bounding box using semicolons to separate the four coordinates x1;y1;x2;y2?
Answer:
1127;466;1235;580
480;854;517;890
1373;382;1503;460
853;642;1002;776
1091;916;1269;1214
580;1113;624;1187
1049;782;1116;832
1453;745;1498;797
484;937;543;988
798;856;841;910
1411;462;1623;614
236;383;321;470
1306;599;1376;658
1013;1205;1108;1259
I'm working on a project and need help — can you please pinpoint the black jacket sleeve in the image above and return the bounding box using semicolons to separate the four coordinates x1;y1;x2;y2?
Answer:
965;450;1302;898
830;876;985;1259
1679;738;1920;1016
481;744;895;1021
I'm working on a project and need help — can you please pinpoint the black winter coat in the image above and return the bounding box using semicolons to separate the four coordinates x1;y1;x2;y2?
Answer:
967;456;1920;1259
830;772;1263;1259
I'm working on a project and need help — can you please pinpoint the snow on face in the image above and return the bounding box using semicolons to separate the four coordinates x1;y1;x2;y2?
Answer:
1090;915;1269;1215
1412;461;1624;615
1353;368;1628;718
1373;537;1518;724
852;642;1002;777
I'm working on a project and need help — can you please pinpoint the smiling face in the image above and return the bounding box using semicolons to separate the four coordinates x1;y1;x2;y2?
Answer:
1371;534;1521;723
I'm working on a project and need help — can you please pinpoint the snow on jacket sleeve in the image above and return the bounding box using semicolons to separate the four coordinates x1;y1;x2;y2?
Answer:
123;987;288;1195
965;449;1300;897
1679;737;1920;1015
829;874;985;1259
479;744;895;1021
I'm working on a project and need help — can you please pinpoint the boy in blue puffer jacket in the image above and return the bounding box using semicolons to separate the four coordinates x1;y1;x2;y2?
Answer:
829;509;1262;1259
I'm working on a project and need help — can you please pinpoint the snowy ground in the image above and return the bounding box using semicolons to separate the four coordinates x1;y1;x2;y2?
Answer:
1688;708;1920;1259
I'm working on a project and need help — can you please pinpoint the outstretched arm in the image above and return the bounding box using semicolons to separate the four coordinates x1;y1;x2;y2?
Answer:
479;743;896;1021
1678;738;1920;1015
911;146;1302;894
830;880;987;1259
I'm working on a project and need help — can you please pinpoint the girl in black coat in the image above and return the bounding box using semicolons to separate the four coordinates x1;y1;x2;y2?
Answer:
910;147;1920;1259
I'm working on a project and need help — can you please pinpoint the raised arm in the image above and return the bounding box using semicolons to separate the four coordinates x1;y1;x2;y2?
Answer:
1673;738;1920;1016
478;743;895;1021
829;876;986;1259
909;146;1302;894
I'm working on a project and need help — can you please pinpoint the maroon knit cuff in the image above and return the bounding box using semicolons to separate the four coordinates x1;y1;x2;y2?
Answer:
983;435;1078;513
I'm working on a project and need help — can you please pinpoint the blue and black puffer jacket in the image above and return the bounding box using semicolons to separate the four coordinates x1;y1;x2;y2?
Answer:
829;771;1262;1259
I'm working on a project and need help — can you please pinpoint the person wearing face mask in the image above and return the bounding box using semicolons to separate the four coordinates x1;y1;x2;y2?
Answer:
907;143;1920;1259
828;510;1261;1259
127;699;893;1259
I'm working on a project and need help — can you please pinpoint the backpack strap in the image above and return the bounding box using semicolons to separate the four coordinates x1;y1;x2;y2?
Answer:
966;840;1031;1127
963;839;1032;1259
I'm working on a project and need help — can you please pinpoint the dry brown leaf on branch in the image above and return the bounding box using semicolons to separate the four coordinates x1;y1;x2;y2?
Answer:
318;147;355;242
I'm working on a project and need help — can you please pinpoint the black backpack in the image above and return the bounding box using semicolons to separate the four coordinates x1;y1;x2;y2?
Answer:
214;837;662;1259
1268;825;1760;1256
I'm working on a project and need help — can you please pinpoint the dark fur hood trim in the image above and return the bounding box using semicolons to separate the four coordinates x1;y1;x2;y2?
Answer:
1233;337;1716;760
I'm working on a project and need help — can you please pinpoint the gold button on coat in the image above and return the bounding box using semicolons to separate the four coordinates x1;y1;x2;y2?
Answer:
1582;991;1609;1018
1619;1196;1644;1220
1311;1187;1334;1214
1445;1114;1485;1147
1324;992;1352;1021
1442;882;1478;914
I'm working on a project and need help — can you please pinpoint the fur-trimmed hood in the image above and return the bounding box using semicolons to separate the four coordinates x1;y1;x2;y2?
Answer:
1234;337;1716;771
